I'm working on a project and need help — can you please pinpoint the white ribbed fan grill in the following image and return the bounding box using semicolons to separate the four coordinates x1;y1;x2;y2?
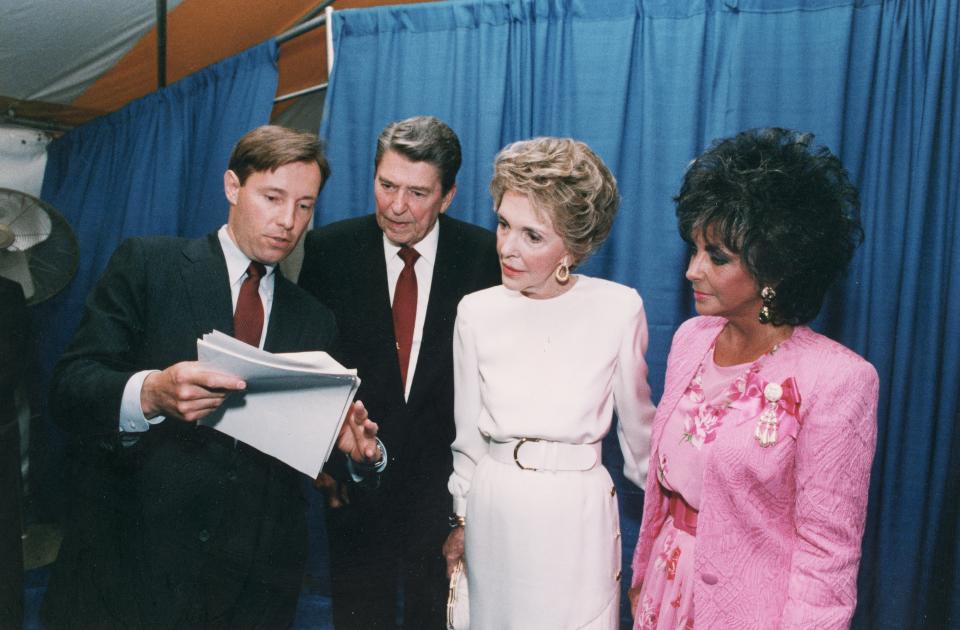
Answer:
0;187;78;305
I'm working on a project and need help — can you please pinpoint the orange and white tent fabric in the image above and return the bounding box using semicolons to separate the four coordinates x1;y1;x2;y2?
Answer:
0;0;427;132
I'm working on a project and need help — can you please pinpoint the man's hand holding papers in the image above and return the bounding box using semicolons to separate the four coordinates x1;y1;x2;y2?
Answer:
141;361;247;422
195;331;380;478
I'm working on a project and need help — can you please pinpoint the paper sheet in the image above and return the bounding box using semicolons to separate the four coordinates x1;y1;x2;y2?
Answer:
196;331;360;478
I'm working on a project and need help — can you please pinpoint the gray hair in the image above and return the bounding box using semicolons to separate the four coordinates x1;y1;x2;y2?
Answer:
375;116;461;194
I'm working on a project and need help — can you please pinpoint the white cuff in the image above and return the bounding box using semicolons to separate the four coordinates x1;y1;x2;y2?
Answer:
452;495;467;517
119;370;165;433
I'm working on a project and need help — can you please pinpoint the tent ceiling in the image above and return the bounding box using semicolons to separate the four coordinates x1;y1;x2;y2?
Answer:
0;0;430;132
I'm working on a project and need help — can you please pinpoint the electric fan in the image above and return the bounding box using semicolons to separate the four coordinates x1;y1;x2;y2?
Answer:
0;188;78;305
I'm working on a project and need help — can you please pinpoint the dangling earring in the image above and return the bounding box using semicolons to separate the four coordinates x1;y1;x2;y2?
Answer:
554;256;570;284
758;286;776;324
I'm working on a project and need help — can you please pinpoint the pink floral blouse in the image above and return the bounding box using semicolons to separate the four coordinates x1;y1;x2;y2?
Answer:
656;349;749;510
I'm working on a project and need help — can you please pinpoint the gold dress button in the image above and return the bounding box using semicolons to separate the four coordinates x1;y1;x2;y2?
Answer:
615;570;622;581
610;486;616;497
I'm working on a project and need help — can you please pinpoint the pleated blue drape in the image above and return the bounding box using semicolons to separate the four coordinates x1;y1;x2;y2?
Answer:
36;40;279;386
318;1;960;626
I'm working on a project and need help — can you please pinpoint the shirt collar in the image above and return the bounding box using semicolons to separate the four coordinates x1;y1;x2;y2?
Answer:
382;217;440;265
217;225;277;286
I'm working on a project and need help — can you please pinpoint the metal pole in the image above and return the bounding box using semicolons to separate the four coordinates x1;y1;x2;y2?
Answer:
292;0;336;28
273;83;328;104
274;2;336;104
0;110;70;134
157;0;167;88
277;12;328;45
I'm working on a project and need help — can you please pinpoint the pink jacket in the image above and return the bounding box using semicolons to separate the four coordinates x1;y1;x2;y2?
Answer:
631;317;878;629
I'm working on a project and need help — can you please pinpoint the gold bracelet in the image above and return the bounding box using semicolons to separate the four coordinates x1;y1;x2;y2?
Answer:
448;513;466;529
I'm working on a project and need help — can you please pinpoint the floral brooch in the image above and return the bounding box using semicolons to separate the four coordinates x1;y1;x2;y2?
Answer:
728;372;802;447
754;378;801;447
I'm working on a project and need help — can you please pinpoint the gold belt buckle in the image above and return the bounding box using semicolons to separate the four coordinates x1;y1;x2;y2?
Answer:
513;437;541;471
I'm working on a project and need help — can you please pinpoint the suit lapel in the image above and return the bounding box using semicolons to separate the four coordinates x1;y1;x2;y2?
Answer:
180;234;233;340
352;218;406;401
407;216;459;406
264;271;302;353
178;233;305;354
357;217;395;341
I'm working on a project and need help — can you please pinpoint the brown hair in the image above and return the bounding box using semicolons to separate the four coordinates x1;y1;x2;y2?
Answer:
228;125;330;191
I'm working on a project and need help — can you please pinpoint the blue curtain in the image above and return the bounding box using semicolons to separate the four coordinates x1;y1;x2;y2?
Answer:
36;40;279;387
318;1;960;627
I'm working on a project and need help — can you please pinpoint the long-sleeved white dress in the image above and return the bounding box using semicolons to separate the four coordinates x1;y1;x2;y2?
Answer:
448;276;655;629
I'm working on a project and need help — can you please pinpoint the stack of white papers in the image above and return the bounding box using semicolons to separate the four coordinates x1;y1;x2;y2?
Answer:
196;330;360;478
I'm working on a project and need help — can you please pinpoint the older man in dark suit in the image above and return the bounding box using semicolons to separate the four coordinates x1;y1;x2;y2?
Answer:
299;116;500;629
42;126;382;629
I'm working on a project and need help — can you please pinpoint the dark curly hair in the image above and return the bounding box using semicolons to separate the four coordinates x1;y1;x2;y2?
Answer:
676;127;864;325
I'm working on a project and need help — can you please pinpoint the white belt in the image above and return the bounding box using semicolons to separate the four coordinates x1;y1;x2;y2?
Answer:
488;438;601;472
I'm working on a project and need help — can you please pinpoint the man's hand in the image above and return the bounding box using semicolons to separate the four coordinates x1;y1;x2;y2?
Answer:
314;471;350;508
442;526;465;578
141;361;245;422
336;400;380;463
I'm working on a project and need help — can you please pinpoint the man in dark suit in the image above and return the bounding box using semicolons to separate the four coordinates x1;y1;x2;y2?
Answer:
299;116;500;629
0;277;29;628
42;126;382;629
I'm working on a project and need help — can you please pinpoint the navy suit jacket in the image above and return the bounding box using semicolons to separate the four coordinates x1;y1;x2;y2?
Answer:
44;233;337;628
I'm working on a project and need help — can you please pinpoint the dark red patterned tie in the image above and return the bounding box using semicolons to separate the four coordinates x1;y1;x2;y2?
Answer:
234;261;266;347
392;246;421;388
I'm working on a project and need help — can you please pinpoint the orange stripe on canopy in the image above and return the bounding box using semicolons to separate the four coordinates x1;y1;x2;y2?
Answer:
73;0;319;120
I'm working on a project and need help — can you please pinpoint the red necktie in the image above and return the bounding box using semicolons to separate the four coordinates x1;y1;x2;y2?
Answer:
392;246;420;389
234;261;266;347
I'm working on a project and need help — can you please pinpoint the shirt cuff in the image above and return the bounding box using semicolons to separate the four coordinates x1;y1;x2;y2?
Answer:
344;438;388;482
452;495;467;517
119;370;165;433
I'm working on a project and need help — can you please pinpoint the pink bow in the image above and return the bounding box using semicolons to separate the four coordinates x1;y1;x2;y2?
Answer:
729;374;802;446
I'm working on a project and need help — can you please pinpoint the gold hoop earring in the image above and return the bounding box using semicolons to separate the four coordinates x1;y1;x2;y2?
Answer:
554;257;570;284
758;286;776;324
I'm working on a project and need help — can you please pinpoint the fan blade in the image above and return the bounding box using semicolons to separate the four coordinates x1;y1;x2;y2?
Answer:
0;250;36;301
0;191;52;251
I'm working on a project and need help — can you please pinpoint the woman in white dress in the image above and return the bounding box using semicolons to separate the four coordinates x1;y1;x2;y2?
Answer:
443;137;656;629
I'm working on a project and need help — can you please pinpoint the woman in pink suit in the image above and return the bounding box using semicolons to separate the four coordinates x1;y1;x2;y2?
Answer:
629;128;879;629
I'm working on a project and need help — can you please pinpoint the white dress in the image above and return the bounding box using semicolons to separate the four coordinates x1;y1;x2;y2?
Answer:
448;276;655;630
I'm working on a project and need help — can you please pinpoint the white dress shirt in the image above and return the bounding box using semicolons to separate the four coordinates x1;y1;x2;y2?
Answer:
118;226;276;433
382;219;439;400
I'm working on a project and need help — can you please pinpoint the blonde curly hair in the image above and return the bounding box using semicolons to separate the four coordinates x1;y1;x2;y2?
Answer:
490;137;619;264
